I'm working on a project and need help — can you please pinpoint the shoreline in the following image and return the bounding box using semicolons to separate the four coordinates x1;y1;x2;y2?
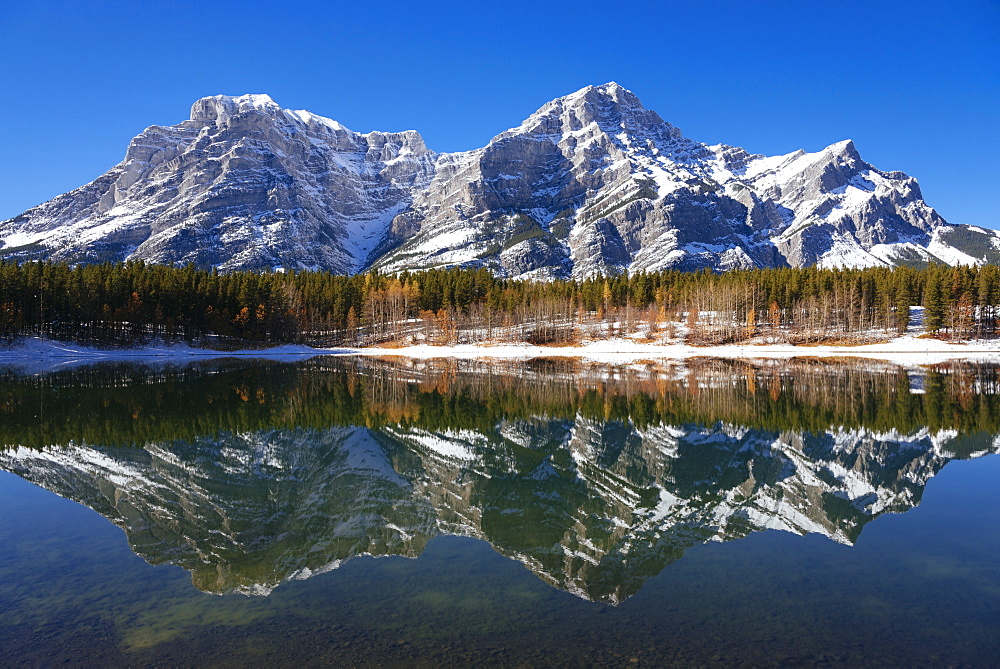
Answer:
2;335;1000;368
351;338;1000;366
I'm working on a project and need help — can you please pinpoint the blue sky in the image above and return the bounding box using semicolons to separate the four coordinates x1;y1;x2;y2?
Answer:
1;0;997;227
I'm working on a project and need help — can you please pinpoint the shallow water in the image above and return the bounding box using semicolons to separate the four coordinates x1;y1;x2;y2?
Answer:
1;356;999;665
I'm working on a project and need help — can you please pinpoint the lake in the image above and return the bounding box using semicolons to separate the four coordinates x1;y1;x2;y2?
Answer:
2;355;999;666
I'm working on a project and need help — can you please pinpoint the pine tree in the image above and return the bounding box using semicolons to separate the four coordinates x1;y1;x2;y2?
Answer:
923;267;947;334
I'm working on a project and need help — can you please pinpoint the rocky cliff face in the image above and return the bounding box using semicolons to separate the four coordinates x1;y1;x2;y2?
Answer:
0;95;436;273
3;84;998;276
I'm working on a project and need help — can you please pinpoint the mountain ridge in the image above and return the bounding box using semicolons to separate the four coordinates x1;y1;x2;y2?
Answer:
3;83;998;277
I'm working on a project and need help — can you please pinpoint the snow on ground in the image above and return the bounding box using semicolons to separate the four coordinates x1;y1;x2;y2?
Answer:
3;332;1000;372
353;335;1000;366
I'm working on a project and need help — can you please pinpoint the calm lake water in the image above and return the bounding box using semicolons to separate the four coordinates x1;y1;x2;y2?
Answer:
2;355;999;666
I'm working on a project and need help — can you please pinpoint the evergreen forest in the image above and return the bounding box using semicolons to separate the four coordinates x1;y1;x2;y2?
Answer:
1;260;999;347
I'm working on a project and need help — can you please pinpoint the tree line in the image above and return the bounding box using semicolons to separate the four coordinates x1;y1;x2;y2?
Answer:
1;260;1000;346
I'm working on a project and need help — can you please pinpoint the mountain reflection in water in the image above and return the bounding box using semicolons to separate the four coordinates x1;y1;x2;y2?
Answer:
1;356;997;604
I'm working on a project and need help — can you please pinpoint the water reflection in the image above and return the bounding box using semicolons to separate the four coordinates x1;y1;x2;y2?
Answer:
2;357;997;604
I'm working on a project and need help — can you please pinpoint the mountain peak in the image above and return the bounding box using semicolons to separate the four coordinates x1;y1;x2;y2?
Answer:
190;93;281;125
825;138;860;160
554;81;644;113
502;81;680;144
564;81;632;100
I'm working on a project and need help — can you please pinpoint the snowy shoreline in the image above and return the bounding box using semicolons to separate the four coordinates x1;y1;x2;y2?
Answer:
354;338;1000;365
2;335;1000;370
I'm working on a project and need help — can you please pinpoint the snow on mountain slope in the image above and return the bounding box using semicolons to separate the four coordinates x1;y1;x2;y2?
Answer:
0;94;436;273
2;85;996;276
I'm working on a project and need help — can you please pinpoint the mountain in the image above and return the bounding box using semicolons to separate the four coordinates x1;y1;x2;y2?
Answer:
0;95;436;274
2;84;998;277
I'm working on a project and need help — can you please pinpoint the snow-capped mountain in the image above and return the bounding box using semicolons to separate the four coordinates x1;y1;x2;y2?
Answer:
0;95;436;273
3;84;997;276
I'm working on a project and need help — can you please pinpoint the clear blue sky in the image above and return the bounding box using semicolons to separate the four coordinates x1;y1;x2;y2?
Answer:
1;0;997;228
